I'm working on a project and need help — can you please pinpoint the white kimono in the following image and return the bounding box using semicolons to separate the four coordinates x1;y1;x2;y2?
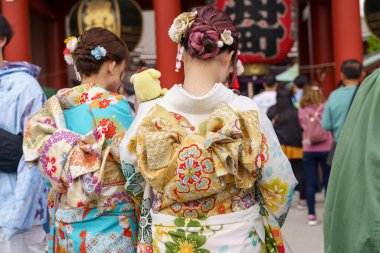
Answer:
120;83;297;253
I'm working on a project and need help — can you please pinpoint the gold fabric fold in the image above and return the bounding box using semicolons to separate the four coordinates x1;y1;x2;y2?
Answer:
135;103;261;207
23;95;124;208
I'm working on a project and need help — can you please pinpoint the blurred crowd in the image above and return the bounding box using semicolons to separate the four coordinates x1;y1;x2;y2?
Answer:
253;59;363;226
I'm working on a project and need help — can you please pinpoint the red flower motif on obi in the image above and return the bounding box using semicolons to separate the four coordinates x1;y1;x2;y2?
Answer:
182;199;203;209
99;99;111;109
217;204;227;214
177;158;203;185
46;156;57;177
77;201;84;207
80;92;89;103
98;118;117;139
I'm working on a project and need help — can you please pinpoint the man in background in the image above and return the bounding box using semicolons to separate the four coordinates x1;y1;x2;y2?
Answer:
253;75;278;114
291;75;309;108
0;14;47;252
322;59;362;143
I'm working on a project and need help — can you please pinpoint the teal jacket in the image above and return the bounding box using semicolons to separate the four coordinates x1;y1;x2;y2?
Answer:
321;85;357;141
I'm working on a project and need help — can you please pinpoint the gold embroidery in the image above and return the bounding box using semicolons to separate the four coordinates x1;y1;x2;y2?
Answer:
135;103;265;217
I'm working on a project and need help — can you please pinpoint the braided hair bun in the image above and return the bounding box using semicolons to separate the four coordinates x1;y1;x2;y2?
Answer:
183;6;238;60
73;27;129;76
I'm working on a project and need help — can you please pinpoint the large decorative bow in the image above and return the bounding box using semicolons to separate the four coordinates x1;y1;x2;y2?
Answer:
23;96;123;207
134;103;262;207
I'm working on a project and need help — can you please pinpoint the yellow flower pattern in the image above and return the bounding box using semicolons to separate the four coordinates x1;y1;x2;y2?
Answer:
261;178;289;213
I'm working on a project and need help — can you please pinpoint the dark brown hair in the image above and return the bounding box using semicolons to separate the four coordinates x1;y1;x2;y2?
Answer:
0;14;14;47
182;6;239;85
73;27;129;76
183;6;239;60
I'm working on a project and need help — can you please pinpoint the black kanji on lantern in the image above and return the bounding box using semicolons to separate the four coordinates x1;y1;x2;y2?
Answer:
239;25;284;58
224;0;286;58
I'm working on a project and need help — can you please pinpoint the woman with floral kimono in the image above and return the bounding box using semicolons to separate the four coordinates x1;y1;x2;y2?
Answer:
120;7;297;253
23;28;137;252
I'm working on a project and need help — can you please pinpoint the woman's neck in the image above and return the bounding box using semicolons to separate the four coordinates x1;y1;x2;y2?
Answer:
81;75;108;90
182;62;221;97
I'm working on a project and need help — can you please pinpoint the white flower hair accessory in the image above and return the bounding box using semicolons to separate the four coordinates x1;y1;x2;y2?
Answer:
63;36;78;65
91;46;107;61
63;36;82;81
168;10;197;44
217;29;234;48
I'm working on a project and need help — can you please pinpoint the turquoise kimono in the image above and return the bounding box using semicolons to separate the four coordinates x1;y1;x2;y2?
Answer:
24;84;137;253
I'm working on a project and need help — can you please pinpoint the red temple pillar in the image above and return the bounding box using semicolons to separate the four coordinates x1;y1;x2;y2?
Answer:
311;0;335;96
153;0;183;88
331;0;363;83
47;19;66;89
1;0;31;62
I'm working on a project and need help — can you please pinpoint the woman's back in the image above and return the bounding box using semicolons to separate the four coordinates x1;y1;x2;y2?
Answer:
120;6;297;253
298;104;333;152
267;94;302;148
121;83;297;253
61;84;133;136
23;28;138;253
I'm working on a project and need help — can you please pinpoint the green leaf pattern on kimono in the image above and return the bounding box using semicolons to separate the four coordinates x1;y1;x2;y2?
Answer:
164;217;211;253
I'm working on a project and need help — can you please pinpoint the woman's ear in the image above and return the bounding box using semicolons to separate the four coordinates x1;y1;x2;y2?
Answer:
108;61;117;74
227;51;235;73
228;51;235;62
222;50;235;67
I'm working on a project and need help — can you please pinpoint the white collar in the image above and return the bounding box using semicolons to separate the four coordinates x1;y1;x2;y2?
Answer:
163;83;235;114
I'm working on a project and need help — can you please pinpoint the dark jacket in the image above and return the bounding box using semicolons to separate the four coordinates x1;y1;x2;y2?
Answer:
267;105;303;147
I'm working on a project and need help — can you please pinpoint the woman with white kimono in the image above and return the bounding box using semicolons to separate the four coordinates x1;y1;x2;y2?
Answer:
120;6;297;253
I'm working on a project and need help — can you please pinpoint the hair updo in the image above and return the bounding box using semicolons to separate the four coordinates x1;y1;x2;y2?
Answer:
183;6;239;60
73;27;129;76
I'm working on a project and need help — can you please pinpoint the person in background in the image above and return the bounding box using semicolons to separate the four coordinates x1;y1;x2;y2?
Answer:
291;75;309;108
0;14;48;252
324;68;380;253
118;80;136;114
298;85;333;226
253;75;278;114
268;89;306;210
321;59;362;164
23;28;136;252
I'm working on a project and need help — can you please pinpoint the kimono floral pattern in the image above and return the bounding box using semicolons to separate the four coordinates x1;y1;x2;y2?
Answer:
121;101;296;253
164;218;211;253
23;83;136;253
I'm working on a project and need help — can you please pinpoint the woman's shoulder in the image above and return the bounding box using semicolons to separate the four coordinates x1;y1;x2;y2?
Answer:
230;94;260;111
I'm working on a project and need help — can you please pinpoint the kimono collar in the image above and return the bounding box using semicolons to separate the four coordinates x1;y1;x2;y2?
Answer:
164;83;235;115
56;83;105;110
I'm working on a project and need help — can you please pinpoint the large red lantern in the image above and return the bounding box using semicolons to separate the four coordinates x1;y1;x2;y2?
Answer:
216;0;296;64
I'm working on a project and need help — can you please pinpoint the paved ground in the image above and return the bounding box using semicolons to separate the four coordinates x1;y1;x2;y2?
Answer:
282;192;325;253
